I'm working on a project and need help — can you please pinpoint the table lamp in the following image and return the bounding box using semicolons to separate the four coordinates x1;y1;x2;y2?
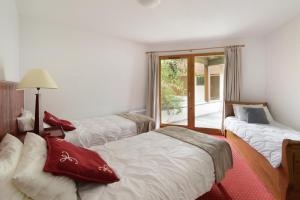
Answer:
17;69;58;134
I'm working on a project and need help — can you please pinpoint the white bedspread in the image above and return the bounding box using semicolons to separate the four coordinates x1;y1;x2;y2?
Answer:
65;115;137;147
78;131;215;200
224;117;300;168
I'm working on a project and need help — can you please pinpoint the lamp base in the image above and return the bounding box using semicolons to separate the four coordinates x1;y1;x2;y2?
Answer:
34;91;44;134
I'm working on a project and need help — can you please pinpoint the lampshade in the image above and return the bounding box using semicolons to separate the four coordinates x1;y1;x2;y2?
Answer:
17;69;58;89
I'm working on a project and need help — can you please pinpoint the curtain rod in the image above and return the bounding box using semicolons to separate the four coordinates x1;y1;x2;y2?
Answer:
145;44;245;54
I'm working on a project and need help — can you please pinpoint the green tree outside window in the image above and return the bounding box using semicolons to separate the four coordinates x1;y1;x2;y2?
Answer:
161;59;187;115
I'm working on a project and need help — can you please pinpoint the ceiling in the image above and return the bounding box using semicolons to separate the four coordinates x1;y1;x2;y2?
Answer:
16;0;300;44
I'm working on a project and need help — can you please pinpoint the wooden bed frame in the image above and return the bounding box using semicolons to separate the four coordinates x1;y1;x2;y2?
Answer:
225;101;300;200
0;81;24;141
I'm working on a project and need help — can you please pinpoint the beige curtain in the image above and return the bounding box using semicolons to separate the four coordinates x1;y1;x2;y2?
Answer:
146;53;160;128
222;46;242;132
224;46;242;101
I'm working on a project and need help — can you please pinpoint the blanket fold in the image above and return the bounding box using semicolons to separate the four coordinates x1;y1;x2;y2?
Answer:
156;126;233;182
118;112;156;134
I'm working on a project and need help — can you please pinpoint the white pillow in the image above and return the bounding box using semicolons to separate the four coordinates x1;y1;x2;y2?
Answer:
263;106;274;122
17;109;53;132
0;134;28;200
233;104;274;122
17;110;34;132
12;132;77;200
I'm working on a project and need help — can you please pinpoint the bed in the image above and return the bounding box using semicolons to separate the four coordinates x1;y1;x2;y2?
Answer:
224;101;300;200
78;131;216;200
21;109;154;148
0;80;232;200
65;115;138;147
0;80;142;146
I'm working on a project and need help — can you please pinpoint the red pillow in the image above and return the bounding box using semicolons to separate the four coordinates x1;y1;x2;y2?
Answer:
44;111;76;131
44;136;119;184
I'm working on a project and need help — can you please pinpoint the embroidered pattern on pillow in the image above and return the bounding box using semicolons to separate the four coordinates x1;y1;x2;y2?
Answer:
60;151;79;164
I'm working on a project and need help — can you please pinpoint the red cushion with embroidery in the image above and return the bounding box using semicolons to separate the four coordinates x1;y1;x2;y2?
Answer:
44;111;76;131
43;137;119;184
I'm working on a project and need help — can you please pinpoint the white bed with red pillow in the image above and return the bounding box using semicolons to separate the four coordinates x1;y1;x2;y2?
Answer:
65;115;138;147
1;125;233;200
43;111;153;148
2;131;222;200
77;131;216;200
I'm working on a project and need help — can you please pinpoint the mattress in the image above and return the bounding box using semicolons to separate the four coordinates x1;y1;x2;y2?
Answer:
65;115;137;147
78;131;215;200
224;116;300;167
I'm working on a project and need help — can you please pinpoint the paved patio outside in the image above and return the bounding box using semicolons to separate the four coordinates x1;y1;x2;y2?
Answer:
169;111;222;129
162;101;223;129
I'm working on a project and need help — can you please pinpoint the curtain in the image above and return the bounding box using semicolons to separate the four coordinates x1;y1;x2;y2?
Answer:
222;46;242;132
146;53;160;128
224;46;242;101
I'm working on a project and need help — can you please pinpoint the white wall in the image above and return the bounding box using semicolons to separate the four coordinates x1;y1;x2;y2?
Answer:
266;14;300;130
20;17;147;120
148;37;267;101
0;0;19;81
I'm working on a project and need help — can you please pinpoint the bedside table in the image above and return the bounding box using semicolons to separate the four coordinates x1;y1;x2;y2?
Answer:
41;126;65;139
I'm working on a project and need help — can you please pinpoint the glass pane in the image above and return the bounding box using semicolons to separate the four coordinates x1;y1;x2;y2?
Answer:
160;58;188;125
194;55;224;129
210;75;220;100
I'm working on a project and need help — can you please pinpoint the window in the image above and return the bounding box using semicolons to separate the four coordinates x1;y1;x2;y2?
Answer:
159;53;224;133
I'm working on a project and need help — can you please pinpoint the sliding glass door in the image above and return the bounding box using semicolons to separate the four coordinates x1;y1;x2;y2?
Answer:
159;53;224;134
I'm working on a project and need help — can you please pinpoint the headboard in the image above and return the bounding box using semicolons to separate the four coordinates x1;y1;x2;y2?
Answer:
0;81;24;141
225;101;268;118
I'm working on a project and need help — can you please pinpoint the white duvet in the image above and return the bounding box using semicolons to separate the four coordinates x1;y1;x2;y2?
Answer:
78;131;215;200
224;117;300;168
65;115;137;147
